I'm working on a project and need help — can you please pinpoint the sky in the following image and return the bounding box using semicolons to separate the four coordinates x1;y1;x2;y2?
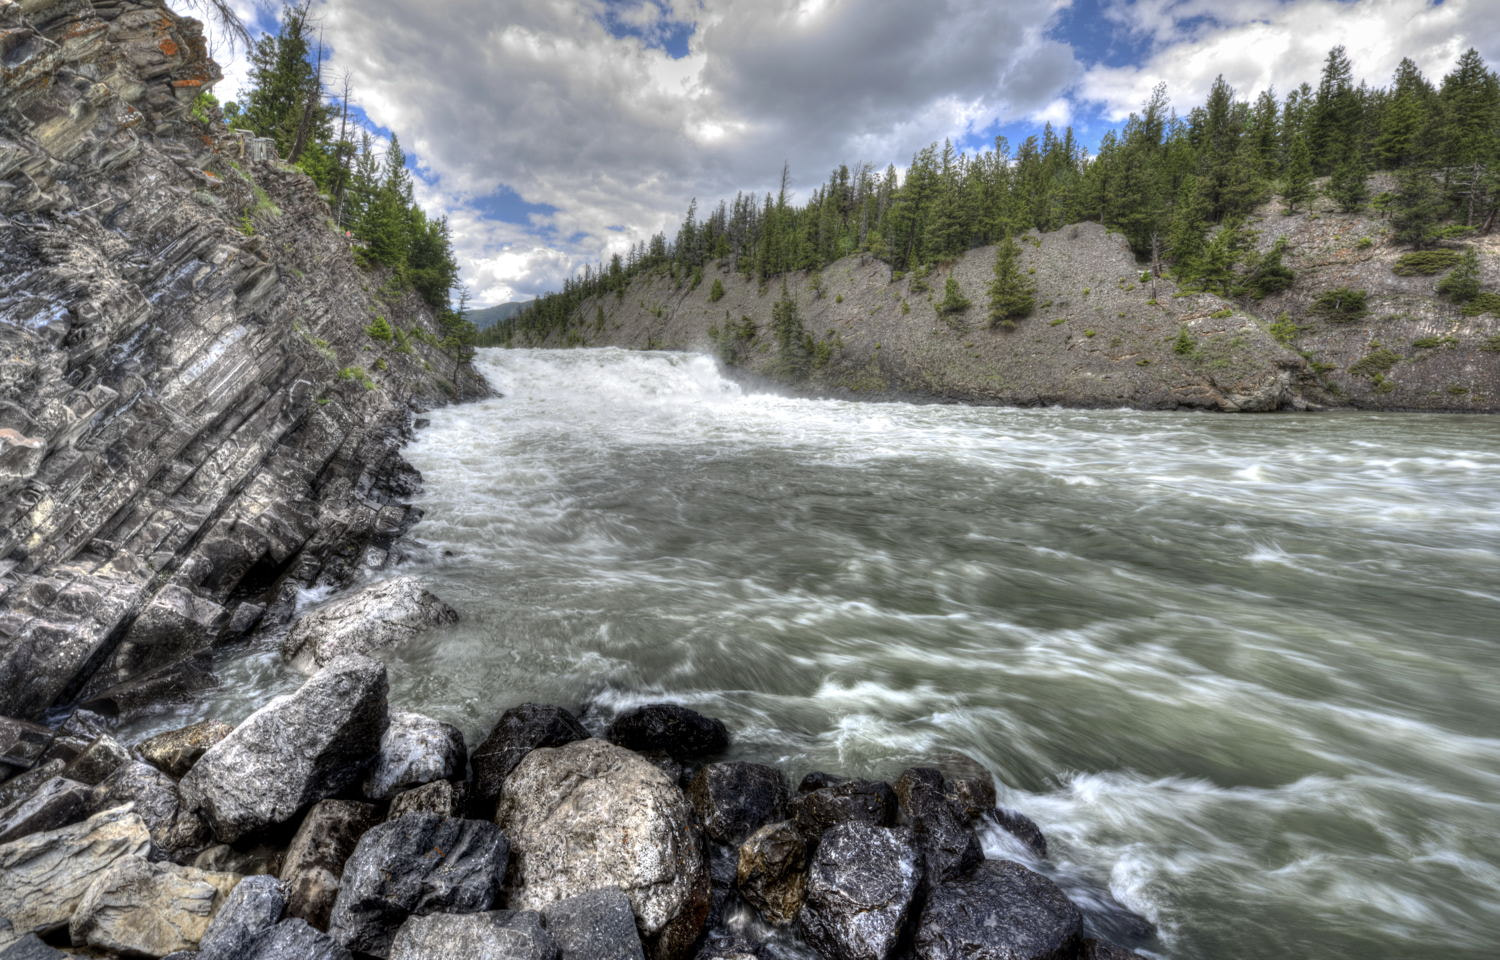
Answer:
202;0;1500;307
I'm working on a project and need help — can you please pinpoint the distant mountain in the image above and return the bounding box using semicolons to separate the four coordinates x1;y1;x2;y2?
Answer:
468;301;530;329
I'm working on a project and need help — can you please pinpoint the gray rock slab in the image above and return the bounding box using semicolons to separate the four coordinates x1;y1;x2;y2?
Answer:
389;911;557;960
540;888;646;960
0;805;151;940
179;656;388;842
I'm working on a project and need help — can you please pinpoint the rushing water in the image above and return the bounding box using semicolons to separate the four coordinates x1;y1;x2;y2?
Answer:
177;347;1499;959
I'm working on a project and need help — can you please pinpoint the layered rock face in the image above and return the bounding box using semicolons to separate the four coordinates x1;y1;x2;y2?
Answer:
0;0;487;722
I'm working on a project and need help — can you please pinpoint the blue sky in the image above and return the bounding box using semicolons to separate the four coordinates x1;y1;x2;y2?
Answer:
211;0;1496;306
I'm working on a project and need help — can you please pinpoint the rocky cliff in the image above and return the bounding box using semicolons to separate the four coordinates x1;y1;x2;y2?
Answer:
0;0;487;723
516;207;1499;413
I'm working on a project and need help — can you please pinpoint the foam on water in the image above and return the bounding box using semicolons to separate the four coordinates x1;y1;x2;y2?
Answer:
157;348;1500;960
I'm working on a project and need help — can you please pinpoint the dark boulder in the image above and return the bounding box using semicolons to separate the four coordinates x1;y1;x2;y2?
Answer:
0;934;68;959
389;910;557;960
687;762;789;847
787;779;897;843
469;703;588;813
796;772;848;793
1079;938;1147;959
540;888;646;960
60;732;131;786
198;875;287;960
892;768;982;884
605;704;728;759
327;813;509;957
0;760;65;810
992;808;1048;859
0;716;53;773
78;653;219;720
279;799;379;929
244;919;352;960
797;822;921;960
0;776;90;844
736;820;807;927
179;655;388;842
913;860;1083;960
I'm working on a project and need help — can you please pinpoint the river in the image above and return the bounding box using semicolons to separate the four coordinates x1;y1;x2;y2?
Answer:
192;347;1500;959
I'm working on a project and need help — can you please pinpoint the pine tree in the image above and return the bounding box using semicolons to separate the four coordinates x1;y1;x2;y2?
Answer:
987;235;1033;329
1390;168;1449;248
1310;45;1360;173
1281;134;1314;213
1327;154;1369;212
1375;58;1434;168
937;274;971;316
770;283;809;374
1436;248;1480;302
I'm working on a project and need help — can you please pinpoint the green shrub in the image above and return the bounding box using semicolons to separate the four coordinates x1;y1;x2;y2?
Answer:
338;366;376;390
835;294;844;303
1269;313;1302;346
366;315;394;343
1436;249;1480;302
1392;250;1462;276
708;277;725;302
1210;307;1233;319
1412;336;1457;349
1083;329;1097;338
1461;292;1500;317
1311;288;1369;322
1479;334;1500;351
1349;348;1401;379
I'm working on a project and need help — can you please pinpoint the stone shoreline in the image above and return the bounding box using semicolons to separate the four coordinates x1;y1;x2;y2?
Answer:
0;575;1158;960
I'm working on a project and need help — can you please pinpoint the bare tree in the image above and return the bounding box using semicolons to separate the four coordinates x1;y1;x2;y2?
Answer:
185;0;253;51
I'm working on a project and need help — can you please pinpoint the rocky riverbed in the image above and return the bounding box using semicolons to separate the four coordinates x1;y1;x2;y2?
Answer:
0;574;1155;960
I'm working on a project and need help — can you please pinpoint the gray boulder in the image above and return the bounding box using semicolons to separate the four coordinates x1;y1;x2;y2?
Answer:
92;760;210;861
388;779;467;819
539;888;646;960
179;656;388;842
498;739;709;960
736;820;807;927
604;704;728;759
281;577;457;671
389;911;557;960
686;762;788;847
914;860;1083;960
892;768;982;884
279;799;378;929
798;822;922;960
0;805;151;940
365;712;465;800
327;813;509;957
0;776;90;844
137;720;234;778
469;703;588;813
198;875;287;960
69;857;241;957
245;919;351;960
788;779;897;843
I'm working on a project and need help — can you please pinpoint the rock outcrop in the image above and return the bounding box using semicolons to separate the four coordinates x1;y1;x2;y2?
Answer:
797;822;922;960
0;0;487;726
67;857;240;957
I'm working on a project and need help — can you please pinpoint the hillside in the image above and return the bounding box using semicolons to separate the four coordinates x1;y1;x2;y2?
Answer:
469;300;531;329
503;195;1498;412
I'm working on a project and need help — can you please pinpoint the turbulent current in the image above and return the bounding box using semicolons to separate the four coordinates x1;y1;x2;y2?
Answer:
193;347;1499;959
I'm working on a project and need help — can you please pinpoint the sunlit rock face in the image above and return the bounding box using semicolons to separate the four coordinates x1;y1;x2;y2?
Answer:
0;0;487;721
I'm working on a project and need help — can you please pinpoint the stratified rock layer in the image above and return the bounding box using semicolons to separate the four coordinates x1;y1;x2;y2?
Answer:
0;0;486;726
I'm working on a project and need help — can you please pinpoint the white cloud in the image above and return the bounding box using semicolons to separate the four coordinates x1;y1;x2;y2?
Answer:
1078;0;1500;121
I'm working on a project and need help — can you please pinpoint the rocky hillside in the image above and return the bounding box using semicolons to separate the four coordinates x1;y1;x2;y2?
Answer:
516;202;1499;413
0;0;487;723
